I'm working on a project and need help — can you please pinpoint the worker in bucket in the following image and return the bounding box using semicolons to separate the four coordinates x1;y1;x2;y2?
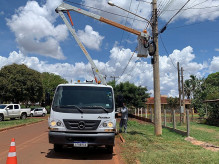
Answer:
119;102;128;133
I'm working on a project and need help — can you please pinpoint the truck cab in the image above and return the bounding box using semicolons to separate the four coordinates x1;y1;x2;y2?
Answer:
48;82;116;153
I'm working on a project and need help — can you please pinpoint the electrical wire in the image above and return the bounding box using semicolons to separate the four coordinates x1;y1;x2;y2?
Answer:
166;16;219;30
63;0;147;23
159;34;177;70
159;0;191;33
115;48;137;83
124;1;141;48
163;1;219;11
119;0;133;46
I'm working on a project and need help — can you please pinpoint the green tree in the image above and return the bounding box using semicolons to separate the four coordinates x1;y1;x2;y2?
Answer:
204;72;219;124
108;81;150;108
0;64;43;104
41;72;68;103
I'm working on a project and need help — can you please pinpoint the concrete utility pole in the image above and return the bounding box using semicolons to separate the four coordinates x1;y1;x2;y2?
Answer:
177;62;182;125
152;0;162;136
181;67;186;123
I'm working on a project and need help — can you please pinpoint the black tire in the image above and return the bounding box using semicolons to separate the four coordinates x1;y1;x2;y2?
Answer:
54;144;63;152
42;113;45;117
30;114;33;117
105;145;113;154
20;113;27;120
0;114;4;121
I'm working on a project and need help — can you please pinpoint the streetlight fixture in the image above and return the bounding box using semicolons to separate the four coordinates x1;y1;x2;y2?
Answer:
108;1;152;28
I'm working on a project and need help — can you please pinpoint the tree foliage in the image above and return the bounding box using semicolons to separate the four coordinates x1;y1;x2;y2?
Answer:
0;64;43;104
186;72;219;122
108;81;150;108
167;97;179;110
41;72;68;102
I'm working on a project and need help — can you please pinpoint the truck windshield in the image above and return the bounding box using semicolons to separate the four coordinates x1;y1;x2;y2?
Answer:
52;86;114;114
0;105;6;109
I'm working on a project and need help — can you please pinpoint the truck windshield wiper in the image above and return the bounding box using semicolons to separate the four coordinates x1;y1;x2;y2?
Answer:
82;106;109;113
59;105;83;113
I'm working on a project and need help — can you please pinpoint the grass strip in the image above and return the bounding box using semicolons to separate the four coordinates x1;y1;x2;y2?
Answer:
120;119;219;164
0;118;45;130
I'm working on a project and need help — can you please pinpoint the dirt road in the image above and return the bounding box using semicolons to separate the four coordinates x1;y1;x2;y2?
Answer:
0;120;122;164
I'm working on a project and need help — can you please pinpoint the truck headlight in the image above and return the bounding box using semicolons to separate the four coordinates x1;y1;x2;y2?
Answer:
50;121;57;127
107;122;113;128
50;120;63;127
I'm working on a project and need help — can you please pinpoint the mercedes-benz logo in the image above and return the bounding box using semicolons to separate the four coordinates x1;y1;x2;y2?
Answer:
78;121;85;130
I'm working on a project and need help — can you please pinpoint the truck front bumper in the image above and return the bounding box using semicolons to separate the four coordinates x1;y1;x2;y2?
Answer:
49;131;115;146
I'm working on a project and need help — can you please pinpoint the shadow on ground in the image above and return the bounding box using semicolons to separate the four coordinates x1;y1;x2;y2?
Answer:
46;146;114;160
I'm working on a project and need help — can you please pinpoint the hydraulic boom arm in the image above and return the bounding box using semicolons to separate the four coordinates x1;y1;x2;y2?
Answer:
55;3;149;38
56;8;107;85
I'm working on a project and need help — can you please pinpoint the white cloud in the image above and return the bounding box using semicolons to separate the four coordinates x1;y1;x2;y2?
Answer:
215;48;219;52
77;25;104;50
0;11;4;15
209;56;219;72
0;45;214;97
6;0;68;60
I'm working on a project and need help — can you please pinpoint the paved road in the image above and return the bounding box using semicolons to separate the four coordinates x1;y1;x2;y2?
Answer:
0;120;121;164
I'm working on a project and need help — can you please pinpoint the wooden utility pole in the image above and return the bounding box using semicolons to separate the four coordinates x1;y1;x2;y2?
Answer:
181;67;186;123
152;0;162;136
177;62;182;125
110;76;119;84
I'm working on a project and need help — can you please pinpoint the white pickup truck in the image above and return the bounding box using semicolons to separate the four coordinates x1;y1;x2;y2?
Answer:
0;104;31;121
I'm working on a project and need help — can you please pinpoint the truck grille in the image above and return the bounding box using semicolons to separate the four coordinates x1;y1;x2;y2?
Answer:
63;119;101;130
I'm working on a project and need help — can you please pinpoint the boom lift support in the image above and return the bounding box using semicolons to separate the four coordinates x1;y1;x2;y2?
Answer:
55;2;150;85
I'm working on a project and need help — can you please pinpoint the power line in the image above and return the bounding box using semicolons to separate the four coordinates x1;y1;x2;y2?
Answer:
116;48;137;83
63;0;147;23
159;34;177;70
119;0;133;47
163;3;219;12
159;0;191;33
166;16;219;30
124;0;141;48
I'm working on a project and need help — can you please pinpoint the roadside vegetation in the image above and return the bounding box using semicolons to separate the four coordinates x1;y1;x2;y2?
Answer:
0;117;45;130
120;120;219;164
0;64;67;106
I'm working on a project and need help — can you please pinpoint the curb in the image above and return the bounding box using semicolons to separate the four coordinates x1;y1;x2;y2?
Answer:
0;119;46;133
119;133;125;143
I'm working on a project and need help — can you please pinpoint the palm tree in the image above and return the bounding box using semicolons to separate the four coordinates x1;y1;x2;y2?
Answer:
184;80;191;99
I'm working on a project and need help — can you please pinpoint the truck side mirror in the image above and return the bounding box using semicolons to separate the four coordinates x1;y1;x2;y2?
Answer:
45;92;51;106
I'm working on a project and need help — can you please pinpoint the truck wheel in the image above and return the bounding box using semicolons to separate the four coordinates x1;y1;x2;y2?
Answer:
20;113;27;120
54;144;63;152
0;114;4;121
105;145;113;154
30;114;33;117
42;113;45;117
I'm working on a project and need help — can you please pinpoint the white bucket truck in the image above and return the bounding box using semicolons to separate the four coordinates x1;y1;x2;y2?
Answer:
48;82;116;153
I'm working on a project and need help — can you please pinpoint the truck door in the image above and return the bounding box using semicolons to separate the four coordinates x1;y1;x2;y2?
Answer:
7;105;14;117
14;105;20;117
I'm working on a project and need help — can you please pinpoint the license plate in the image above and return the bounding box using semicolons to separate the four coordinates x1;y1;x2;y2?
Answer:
73;142;88;147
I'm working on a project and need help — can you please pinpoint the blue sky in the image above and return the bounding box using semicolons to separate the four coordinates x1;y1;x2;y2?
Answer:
0;0;219;97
